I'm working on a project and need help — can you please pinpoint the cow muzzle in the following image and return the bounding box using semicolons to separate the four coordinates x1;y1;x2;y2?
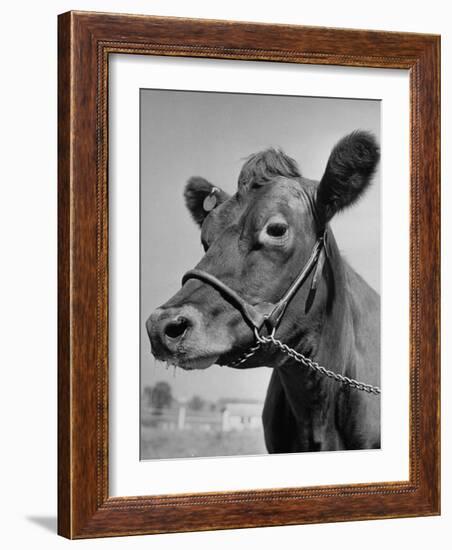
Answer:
147;306;195;354
146;304;227;369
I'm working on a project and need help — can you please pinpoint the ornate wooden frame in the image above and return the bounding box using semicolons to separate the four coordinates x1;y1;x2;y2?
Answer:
58;11;440;538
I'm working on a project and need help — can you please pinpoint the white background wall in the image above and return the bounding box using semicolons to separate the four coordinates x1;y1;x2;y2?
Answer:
0;0;449;548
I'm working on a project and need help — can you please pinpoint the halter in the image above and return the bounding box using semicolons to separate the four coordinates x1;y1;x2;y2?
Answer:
182;232;327;338
181;230;380;395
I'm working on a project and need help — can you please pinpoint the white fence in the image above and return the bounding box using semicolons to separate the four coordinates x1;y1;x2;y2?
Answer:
142;404;263;432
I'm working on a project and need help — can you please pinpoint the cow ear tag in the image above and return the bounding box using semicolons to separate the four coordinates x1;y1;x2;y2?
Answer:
203;188;218;212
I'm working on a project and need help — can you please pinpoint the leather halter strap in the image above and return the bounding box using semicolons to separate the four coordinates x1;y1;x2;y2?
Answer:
181;232;327;335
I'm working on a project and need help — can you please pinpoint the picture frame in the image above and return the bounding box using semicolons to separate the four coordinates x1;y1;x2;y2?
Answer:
58;10;440;538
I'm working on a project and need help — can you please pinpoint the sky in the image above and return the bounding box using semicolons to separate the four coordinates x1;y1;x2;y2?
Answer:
140;89;380;403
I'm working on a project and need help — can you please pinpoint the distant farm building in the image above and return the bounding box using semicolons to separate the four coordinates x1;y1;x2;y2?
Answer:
221;401;264;431
142;398;264;432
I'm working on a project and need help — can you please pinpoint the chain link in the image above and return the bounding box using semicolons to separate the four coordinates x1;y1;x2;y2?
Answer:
229;331;381;395
228;341;262;368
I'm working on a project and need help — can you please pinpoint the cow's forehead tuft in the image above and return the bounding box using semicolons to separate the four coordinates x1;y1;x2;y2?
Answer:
237;148;301;191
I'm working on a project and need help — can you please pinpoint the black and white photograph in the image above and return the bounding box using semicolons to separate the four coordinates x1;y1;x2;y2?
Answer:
0;0;445;545
141;89;381;460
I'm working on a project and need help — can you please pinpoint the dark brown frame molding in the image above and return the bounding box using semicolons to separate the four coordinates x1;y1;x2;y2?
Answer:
58;11;440;538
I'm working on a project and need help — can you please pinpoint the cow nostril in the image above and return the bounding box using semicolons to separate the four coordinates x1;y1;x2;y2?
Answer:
164;317;190;340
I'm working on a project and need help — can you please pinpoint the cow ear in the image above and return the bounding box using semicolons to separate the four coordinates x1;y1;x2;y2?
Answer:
316;131;380;222
184;177;230;227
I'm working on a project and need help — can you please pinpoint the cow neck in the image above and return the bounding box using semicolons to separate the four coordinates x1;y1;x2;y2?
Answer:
275;232;352;429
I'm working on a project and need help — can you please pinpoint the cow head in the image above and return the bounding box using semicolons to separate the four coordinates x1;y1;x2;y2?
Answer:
146;131;379;370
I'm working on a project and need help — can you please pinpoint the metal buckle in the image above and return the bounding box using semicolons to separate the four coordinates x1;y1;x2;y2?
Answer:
254;324;276;344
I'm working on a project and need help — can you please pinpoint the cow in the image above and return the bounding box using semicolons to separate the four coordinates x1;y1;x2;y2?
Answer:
147;131;380;452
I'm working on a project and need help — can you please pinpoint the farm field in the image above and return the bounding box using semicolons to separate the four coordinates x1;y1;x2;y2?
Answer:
141;425;267;459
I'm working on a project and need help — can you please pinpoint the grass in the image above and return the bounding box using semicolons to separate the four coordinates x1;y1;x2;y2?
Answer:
141;426;267;459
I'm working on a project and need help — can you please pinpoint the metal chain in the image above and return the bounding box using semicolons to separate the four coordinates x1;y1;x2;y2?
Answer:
229;342;262;368
229;331;381;395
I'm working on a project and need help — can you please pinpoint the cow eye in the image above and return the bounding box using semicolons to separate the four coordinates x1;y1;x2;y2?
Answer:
266;222;288;238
